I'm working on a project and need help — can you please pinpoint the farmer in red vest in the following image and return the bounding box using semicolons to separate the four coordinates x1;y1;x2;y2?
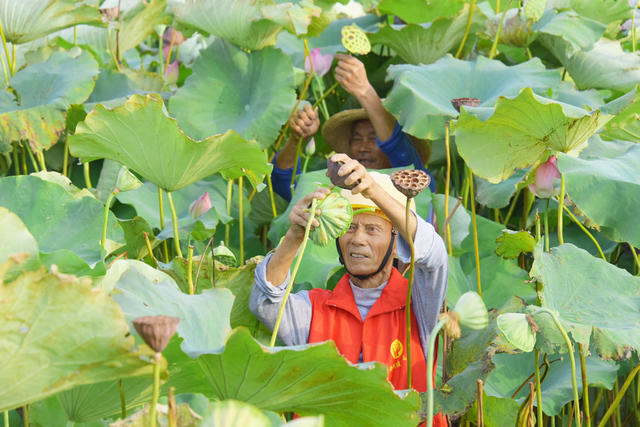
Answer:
250;154;448;426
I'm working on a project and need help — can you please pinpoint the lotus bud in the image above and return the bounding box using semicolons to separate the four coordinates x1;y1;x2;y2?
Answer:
310;191;353;246
528;155;560;198
439;311;461;339
451;97;481;112
189;192;211;219
164;61;179;83
133;315;180;353
341;24;371;55
327;157;356;190
305;137;316;156
213;241;237;267
497;313;537;352
390;169;431;198
305;48;334;77
453;291;489;330
115;166;142;193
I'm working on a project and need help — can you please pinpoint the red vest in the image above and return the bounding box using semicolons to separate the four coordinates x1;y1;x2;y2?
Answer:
308;268;446;426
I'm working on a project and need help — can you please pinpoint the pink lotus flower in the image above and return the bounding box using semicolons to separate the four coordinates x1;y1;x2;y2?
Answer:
304;48;333;77
162;27;185;59
189;192;211;219
529;156;560;198
164;61;179;82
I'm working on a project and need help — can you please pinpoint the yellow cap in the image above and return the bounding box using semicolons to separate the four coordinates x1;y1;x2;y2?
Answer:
340;171;415;222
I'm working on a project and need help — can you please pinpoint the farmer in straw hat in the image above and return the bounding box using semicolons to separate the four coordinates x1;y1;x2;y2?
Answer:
271;54;434;202
250;154;447;425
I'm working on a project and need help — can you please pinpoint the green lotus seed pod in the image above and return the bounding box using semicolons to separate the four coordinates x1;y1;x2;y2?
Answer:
497;313;537;352
310;191;353;246
453;291;489;330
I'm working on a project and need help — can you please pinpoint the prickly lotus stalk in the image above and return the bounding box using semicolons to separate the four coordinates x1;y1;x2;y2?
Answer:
309;191;353;246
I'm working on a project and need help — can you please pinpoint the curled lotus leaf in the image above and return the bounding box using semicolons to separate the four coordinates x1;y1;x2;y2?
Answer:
496;313;536;352
310;191;353;247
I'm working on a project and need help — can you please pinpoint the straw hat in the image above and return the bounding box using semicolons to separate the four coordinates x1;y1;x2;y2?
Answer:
340;171;415;223
321;108;431;164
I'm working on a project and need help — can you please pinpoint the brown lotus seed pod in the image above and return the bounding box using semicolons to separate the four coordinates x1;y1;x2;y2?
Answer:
327;158;357;190
133;315;180;353
390;169;430;198
451;97;481;112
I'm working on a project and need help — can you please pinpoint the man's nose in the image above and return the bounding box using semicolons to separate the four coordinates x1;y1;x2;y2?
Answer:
350;227;367;245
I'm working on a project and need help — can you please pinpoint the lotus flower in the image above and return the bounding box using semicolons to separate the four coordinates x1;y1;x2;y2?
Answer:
189;192;211;219
305;137;316;156
165;60;179;83
529;156;560;198
162;27;186;59
304;48;333;77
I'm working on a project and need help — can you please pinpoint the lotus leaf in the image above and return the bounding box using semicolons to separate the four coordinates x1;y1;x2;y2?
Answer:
69;94;270;192
0;0;103;44
496;313;536;352
570;0;633;26
174;0;320;51
534;10;607;60
0;50;99;150
108;259;234;357
169;39;296;149
557;144;640;247
464;393;520;427
202;400;324;426
165;328;421;426
475;169;527;209
600;87;640;142
0;175;123;265
454;88;611;183
376;0;466;23
495;230;536;259
384;56;561;140
0;207;38;264
530;243;640;359
0;266;156;412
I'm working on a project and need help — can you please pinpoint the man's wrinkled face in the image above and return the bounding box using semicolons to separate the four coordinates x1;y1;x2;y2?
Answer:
338;213;394;276
348;120;391;169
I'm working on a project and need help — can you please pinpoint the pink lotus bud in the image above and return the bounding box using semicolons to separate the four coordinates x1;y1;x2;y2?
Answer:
305;137;316;156
189;192;211;219
528;156;560;198
165;61;179;83
304;48;333;77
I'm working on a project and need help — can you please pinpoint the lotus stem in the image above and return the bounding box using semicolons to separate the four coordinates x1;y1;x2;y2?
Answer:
225;179;233;245
468;167;482;296
489;3;508;60
62;137;69;177
597;364;640;427
0;46;8;86
118;379;126;419
512;354;558;398
83;162;92;188
528;382;535;426
477;379;484;427
20;144;27;174
405;200;415;389
591;388;604;421
535;350;543;425
164;29;177;75
302;154;311;174
3;410;8;427
503;188;521;227
24;142;39;172
194;237;214;293
187;245;194;294
461;171;469;209
536;307;581;427
266;166;277;218
615;379;622;426
149;353;161;427
0;19;12;78
455;0;477;58
426;318;447;427
12;144;18;175
557;174;565;245
444;122;453;255
168;387;177;427
270;198;318;347
238;176;244;265
578;343;591;427
544;199;550;252
101;191;117;249
143;232;157;267
36;151;46;171
312;81;340;109
290;136;303;197
166;191;183;258
628;244;639;275
633;0;638;52
562;204;606;261
157;188;169;263
22;406;27;427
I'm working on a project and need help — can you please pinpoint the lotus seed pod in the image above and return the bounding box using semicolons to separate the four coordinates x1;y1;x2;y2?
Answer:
450;97;481;112
453;291;489;330
133;315;180;353
341;25;371;55
390;169;430;198
327;158;357;190
310;191;353;246
497;313;536;352
439;311;461;339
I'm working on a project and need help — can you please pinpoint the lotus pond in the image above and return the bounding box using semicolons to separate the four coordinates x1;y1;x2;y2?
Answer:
1;0;640;426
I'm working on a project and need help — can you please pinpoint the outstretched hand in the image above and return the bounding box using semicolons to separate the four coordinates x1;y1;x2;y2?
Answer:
334;53;373;100
288;187;330;238
329;153;381;199
289;104;319;140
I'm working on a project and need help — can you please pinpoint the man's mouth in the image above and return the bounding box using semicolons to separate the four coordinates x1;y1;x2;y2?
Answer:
350;252;368;259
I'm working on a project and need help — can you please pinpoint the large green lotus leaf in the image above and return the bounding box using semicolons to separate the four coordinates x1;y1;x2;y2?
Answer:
166;328;421;426
475;169;527;209
557;144;640;247
384;55;561;140
201;400;324;427
40;250;106;278
0;267;155;412
464;393;519;427
454;87;610;183
69;94;270;192
174;0;320;51
0;207;38;264
530;244;640;359
108;259;234;357
169;40;296;149
368;7;481;65
85;69;146;110
0;50;99;150
0;175;122;265
485;351;618;416
376;0;466;23
565;39;640;92
0;0;103;44
570;0;633;26
600;87;640;143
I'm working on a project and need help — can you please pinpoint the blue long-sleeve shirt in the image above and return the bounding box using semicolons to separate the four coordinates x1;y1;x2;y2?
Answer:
271;122;436;201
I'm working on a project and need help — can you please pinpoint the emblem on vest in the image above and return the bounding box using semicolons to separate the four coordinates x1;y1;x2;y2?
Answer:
389;339;406;373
